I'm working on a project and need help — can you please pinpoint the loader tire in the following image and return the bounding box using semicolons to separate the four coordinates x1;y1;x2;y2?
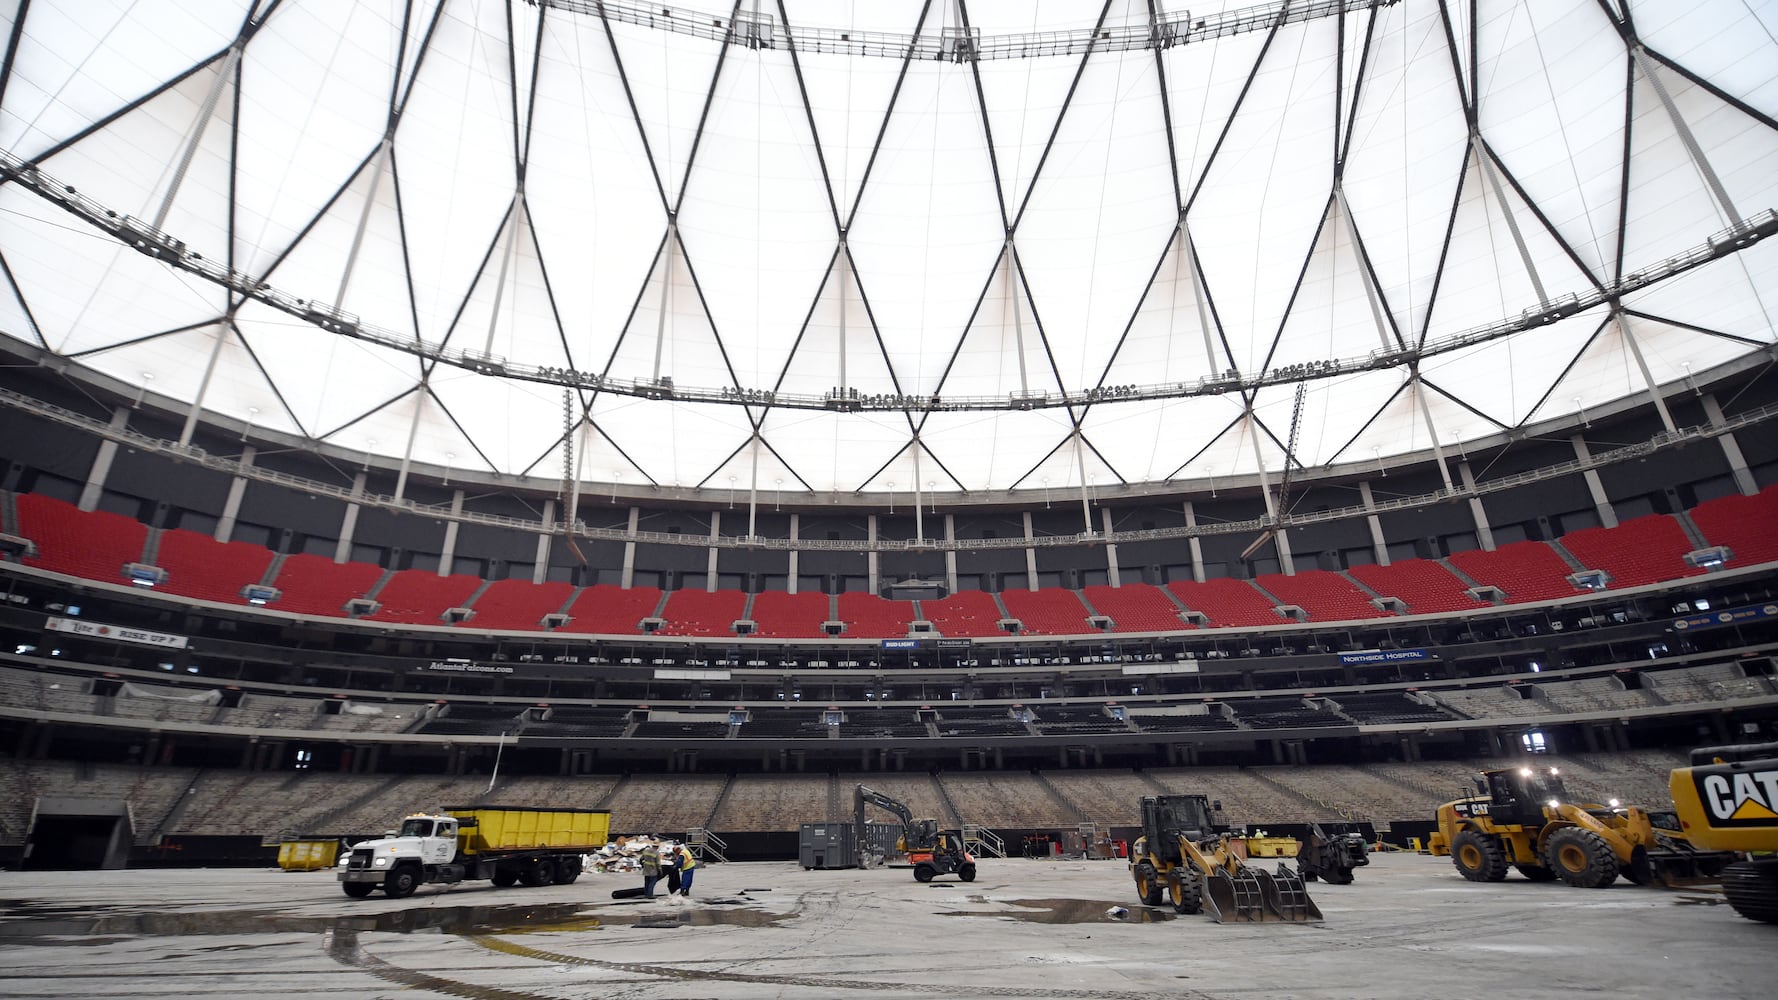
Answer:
1720;861;1778;923
1301;870;1318;882
1451;830;1508;882
1168;869;1203;915
1133;863;1164;906
1321;866;1354;886
1543;827;1619;888
1514;862;1558;882
342;882;375;898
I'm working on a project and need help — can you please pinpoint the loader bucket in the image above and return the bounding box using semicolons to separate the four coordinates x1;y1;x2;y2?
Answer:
1201;866;1323;923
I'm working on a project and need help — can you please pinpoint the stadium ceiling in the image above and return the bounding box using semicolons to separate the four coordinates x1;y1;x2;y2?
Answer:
1;0;1775;501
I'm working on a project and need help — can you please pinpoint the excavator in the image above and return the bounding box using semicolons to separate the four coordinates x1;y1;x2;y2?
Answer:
1669;742;1778;922
855;784;977;883
1128;794;1321;922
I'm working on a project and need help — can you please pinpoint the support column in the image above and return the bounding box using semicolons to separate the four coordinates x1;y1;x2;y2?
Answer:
1183;500;1206;582
706;512;720;591
1359;481;1388;566
621;506;638;588
867;516;879;594
1571;435;1618;529
1101;508;1120;587
787;514;800;594
439;490;464;575
1247;414;1294;574
334;471;368;563
215;446;255;543
533;499;554;584
1022;512;1038;590
1459;461;1496;551
943;515;958;593
1701;393;1759;495
78;409;131;511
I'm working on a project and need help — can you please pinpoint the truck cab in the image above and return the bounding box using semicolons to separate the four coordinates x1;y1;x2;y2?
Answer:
395;815;461;866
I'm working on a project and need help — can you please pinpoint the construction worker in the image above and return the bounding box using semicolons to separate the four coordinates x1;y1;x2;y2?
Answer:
674;845;697;897
640;843;662;898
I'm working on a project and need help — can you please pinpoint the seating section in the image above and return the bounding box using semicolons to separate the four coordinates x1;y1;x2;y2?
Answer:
1000;588;1093;635
842;709;932;739
525;706;635;737
738;709;830;739
1560;514;1702;588
1428;685;1546;718
417;704;530;736
933;707;1030;737
462;579;574;631
836;592;915;638
1348;560;1490;615
1083;583;1188;632
365;569;484;625
921;591;1004;637
1031;704;1130;734
1226;697;1347;729
657;589;747;638
1446;541;1580;604
1257;569;1392;621
1166;578;1281;627
712;774;833;829
1689;484;1778;567
1329;692;1454;725
0;665;99;715
153;528;275;605
557;584;663;634
940;772;1079;827
15;493;147;582
1534;676;1660;713
1642;662;1774;705
749;591;831;639
1130;709;1239;733
268;553;385;617
600;773;731;834
631;718;732;739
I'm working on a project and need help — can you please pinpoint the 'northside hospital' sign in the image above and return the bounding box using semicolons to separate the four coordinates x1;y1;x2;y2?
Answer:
1337;648;1431;666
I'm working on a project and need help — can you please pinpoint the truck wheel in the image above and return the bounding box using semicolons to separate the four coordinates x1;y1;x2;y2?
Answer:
1514;863;1558;882
492;869;520;888
556;858;582;884
1543;828;1619;888
1720;860;1778;923
520;859;557;887
1133;863;1164;906
384;865;420;899
1167;870;1203;915
1451;830;1508;882
958;863;976;883
913;863;936;883
342;882;374;898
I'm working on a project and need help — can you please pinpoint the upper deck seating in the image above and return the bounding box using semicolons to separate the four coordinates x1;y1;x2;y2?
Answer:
1083;583;1189;632
749;591;831;639
999;588;1094;635
267;553;384;618
557;584;663;634
835;592;915;638
1559;514;1701;588
461;579;574;631
365;569;484;625
1257;569;1392;620
154;528;275;605
15;493;147;582
1348;560;1491;614
1446;541;1580;604
1165;578;1282;627
921;591;1004;637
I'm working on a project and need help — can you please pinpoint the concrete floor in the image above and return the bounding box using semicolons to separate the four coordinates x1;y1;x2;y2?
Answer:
0;853;1769;999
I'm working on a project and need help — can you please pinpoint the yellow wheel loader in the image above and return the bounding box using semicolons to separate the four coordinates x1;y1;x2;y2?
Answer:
1427;765;1733;888
1669;742;1778;923
1129;794;1321;922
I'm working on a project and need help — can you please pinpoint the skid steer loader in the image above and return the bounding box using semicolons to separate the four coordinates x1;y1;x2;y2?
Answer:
1128;794;1321;922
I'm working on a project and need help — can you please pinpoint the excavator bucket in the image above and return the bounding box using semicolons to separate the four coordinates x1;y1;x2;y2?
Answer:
1202;866;1323;923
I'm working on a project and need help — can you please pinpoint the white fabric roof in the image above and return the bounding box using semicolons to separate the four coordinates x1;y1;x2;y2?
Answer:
1;0;1774;496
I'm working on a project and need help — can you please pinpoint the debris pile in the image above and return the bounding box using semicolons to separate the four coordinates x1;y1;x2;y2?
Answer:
582;835;680;875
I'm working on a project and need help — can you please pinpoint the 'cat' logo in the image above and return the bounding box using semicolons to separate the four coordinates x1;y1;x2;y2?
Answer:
1696;766;1778;827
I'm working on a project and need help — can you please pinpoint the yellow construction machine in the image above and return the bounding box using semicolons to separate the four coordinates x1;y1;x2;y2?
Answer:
1669;742;1778;922
1428;764;1732;888
1129;794;1321;922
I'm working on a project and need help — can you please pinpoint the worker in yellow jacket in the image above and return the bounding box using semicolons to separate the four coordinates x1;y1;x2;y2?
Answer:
673;845;697;897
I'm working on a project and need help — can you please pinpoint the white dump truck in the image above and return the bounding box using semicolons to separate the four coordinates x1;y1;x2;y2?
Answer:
338;806;610;898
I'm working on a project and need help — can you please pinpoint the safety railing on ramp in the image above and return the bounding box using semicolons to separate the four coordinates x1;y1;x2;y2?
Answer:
686;827;728;863
962;824;1005;859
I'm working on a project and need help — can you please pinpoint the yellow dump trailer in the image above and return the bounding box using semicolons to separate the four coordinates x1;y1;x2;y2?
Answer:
450;806;611;854
277;838;340;871
338;806;610;899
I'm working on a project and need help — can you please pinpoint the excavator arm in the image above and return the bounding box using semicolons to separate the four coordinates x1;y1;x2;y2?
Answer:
855;784;928;864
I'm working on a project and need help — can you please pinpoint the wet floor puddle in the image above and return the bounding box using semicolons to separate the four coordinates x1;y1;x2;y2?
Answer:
0;898;785;941
938;897;1175;923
